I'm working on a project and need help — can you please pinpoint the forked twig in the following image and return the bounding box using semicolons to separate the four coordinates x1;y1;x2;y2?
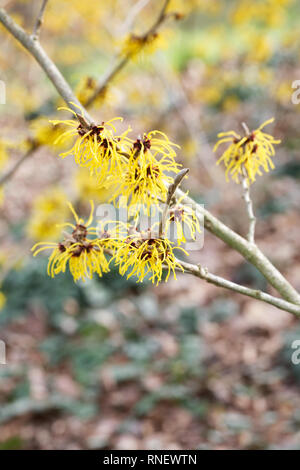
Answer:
32;0;49;40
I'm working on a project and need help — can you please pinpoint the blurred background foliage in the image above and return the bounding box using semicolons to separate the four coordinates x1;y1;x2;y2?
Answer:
0;0;300;449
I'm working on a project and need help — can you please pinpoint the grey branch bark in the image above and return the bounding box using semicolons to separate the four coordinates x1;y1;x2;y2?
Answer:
0;7;92;123
176;188;300;306
176;259;300;318
0;144;37;186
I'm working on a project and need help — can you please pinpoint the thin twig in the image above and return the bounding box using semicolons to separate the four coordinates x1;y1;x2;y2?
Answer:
0;143;38;186
174;259;300;318
157;68;218;187
242;169;256;244
240;122;256;243
32;0;48;41
85;0;171;107
159;168;189;237
120;0;151;35
144;0;170;36
0;7;92;123
84;56;128;108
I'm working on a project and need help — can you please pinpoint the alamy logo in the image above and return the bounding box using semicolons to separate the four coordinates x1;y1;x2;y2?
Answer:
0;340;6;365
291;339;300;365
0;80;6;104
291;80;300;105
95;201;205;251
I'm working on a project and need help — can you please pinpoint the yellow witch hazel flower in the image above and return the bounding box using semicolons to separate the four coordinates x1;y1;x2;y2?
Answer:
51;105;132;185
113;227;187;285
32;201;110;282
110;131;181;212
214;118;281;184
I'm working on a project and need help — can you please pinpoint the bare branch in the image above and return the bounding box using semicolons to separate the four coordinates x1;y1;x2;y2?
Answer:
32;0;48;41
143;0;170;37
84;56;128;108
0;7;93;123
0;143;38;186
241;122;250;135
176;188;300;306
157;68;220;187
175;259;300;318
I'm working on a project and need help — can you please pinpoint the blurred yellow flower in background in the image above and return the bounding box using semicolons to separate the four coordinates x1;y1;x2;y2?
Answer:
74;168;112;203
0;140;9;170
30;118;66;149
27;187;69;241
0;291;6;311
75;77;108;107
231;0;292;27
120;32;165;60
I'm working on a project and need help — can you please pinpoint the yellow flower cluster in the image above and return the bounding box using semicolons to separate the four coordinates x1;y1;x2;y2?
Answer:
214;118;281;184
109;131;181;212
32;106;201;284
32;111;280;284
32;202;188;284
52;107;181;212
113;229;186;285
